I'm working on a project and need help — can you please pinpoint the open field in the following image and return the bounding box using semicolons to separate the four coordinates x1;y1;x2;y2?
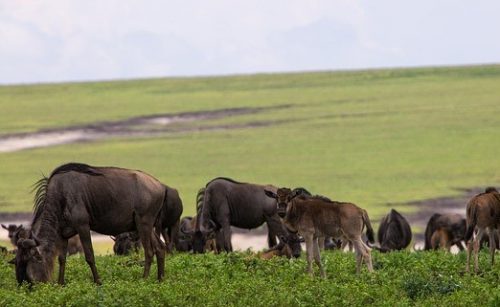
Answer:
2;250;500;306
1;65;500;218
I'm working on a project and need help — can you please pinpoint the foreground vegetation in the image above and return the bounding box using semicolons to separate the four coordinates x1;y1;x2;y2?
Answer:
1;249;500;306
1;65;500;216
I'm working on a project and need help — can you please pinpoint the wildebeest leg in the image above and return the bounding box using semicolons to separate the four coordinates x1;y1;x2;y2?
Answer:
361;241;374;272
152;231;165;281
313;237;325;278
221;224;232;252
466;237;473;273
265;216;283;248
168;220;180;252
76;227;101;284
215;230;224;253
318;236;325;251
352;238;372;274
303;233;314;276
137;221;155;279
488;229;496;266
474;228;484;274
58;239;68;285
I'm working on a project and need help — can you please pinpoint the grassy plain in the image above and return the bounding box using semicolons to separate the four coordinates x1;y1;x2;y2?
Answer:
1;250;500;306
1;65;500;218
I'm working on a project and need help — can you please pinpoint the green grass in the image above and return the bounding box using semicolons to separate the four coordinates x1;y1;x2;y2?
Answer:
1;250;500;306
1;65;500;219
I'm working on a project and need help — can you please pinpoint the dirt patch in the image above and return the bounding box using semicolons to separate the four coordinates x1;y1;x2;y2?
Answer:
0;105;291;153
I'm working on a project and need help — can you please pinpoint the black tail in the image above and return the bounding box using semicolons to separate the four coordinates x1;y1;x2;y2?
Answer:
362;210;375;243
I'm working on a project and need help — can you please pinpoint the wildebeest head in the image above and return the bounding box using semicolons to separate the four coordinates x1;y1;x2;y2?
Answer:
280;233;303;258
264;187;298;218
112;232;141;255
11;235;49;286
2;224;24;247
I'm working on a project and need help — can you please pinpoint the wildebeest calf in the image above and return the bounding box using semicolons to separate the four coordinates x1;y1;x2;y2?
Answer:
465;187;500;273
265;188;374;277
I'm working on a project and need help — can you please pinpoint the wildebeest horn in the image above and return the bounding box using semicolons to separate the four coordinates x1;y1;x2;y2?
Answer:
264;190;277;199
8;258;16;265
110;236;116;241
180;224;194;235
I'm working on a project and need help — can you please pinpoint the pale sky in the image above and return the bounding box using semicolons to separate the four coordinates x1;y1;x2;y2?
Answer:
1;0;499;84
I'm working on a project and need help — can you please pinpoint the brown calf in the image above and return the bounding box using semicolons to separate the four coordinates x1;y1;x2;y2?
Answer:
465;187;500;273
265;188;374;277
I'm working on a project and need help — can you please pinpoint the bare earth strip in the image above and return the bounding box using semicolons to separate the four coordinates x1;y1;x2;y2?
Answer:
0;106;290;153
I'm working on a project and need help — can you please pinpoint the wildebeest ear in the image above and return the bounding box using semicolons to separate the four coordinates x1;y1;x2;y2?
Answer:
264;190;277;199
1;224;7;230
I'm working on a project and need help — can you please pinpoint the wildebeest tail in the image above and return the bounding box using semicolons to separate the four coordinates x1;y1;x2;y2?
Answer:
362;209;375;243
464;202;478;242
198;187;214;233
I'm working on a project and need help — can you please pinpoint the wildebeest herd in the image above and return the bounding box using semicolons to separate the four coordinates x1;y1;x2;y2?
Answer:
2;162;500;286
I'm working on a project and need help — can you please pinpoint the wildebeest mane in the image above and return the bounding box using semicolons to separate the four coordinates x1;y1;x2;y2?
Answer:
31;176;49;225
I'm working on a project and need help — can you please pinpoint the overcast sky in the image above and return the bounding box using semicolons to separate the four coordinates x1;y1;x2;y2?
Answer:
1;1;500;84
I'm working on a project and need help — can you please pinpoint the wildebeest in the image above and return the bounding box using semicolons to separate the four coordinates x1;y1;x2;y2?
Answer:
369;209;412;252
178;215;217;252
265;188;374;277
194;178;291;253
155;185;183;252
465;187;500;273
112;232;142;255
423;213;466;251
11;163;167;285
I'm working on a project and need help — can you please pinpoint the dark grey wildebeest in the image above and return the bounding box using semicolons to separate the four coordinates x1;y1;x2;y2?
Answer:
369;209;412;252
265;188;375;277
194;177;293;253
11;163;167;285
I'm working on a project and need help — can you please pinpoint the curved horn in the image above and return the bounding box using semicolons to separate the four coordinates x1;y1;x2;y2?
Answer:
366;240;385;252
180;223;194;235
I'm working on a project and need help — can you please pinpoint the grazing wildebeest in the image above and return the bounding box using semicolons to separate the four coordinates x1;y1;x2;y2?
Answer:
465;187;500;273
112;232;142;255
11;163;167;285
155;185;183;252
369;209;412;252
423;213;466;251
194;178;290;253
178;216;217;252
265;188;374;277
